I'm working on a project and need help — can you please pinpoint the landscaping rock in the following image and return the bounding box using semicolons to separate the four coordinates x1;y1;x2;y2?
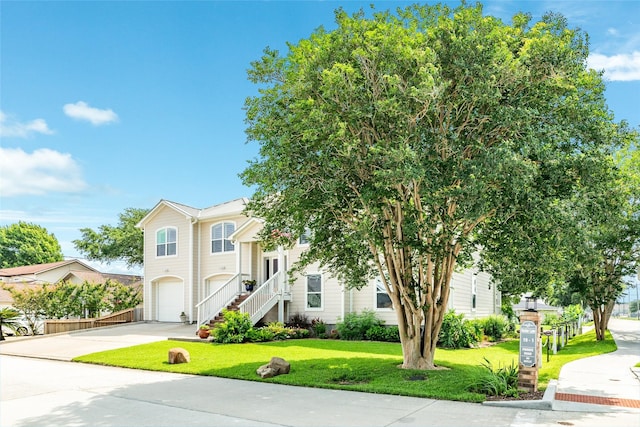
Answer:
256;364;276;378
168;347;190;364
269;357;290;374
256;357;290;378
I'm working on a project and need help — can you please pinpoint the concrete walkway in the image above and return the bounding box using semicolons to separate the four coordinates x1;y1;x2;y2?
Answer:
1;319;638;427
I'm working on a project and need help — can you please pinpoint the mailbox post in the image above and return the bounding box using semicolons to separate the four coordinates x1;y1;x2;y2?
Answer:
518;310;541;392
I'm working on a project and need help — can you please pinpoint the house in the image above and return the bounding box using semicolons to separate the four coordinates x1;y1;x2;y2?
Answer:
137;198;501;328
0;259;143;308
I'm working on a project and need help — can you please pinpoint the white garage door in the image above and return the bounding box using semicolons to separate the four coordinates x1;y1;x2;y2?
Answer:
157;281;184;322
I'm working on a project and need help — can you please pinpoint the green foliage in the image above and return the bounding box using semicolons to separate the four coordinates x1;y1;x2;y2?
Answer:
241;1;617;368
438;310;478;349
0;221;63;268
336;310;383;341
311;318;327;337
211;310;253;343
0;307;22;340
544;313;561;326
562;304;584;322
106;280;142;312
469;357;519;397
2;284;46;334
365;325;400;342
73;207;149;268
4;280;139;322
481;315;509;342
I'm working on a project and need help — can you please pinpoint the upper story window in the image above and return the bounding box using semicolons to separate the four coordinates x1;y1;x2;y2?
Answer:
375;277;393;309
299;228;311;245
156;227;177;257
211;222;235;253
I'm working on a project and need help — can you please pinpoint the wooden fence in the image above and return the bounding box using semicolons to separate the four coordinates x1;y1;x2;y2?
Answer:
44;307;143;334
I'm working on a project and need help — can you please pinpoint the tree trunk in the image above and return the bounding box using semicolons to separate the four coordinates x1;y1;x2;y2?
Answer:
591;300;615;341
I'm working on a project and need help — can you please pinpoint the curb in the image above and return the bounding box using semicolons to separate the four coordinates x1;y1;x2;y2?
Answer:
481;380;555;410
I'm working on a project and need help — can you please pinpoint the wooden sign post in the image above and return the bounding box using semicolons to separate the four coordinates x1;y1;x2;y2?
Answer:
518;310;541;392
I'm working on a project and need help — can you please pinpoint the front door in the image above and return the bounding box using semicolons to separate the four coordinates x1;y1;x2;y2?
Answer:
264;256;279;282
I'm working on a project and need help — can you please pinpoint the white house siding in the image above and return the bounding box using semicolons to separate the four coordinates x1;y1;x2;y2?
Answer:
350;281;397;325
285;263;344;326
141;206;192;321
139;198;502;326
447;269;498;319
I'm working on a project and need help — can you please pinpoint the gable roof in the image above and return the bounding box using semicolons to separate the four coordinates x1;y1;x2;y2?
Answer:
0;259;98;277
137;198;250;228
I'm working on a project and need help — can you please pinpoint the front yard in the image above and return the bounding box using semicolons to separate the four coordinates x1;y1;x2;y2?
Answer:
73;328;615;403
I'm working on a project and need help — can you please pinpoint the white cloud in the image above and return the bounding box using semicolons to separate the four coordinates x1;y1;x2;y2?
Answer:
588;51;640;81
0;111;54;138
63;101;118;125
0;147;87;196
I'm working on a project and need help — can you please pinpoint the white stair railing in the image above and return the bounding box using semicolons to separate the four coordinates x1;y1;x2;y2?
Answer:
238;271;283;324
196;274;242;327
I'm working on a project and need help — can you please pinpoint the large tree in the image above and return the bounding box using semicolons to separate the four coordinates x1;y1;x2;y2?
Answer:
0;222;63;268
241;3;616;369
568;135;639;340
73;207;148;269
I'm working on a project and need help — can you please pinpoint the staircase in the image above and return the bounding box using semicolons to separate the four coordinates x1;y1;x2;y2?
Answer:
207;293;250;326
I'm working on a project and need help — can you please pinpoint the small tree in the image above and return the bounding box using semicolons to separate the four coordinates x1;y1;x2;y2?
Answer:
2;284;47;334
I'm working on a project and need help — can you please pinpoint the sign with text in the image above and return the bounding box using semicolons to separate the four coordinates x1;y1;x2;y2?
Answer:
519;320;537;367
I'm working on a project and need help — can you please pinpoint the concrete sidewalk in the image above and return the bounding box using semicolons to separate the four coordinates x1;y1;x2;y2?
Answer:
1;318;638;415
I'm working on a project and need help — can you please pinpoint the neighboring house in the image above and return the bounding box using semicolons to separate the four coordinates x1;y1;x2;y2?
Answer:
512;296;562;321
137;198;501;328
0;259;143;308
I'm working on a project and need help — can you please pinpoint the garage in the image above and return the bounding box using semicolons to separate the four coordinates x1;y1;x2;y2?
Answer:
156;280;184;322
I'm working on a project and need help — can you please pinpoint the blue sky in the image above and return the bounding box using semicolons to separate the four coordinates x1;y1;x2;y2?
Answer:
1;1;639;275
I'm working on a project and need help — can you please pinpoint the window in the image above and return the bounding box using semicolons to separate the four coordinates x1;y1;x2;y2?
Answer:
299;228;311;245
211;222;235;253
306;273;322;309
156;227;177;257
375;277;393;309
472;273;478;311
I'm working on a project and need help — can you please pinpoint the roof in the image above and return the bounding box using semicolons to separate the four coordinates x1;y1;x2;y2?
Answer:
0;259;98;277
137;197;250;228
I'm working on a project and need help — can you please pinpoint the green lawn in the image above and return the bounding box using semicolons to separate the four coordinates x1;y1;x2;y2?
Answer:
73;328;616;403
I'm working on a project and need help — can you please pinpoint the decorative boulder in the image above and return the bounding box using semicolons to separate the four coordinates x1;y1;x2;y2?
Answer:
269;357;290;374
168;347;190;364
256;364;276;378
256;357;290;378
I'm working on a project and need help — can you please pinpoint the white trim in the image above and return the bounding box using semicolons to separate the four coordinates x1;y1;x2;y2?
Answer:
210;221;237;255
155;226;178;259
374;277;393;311
305;272;323;311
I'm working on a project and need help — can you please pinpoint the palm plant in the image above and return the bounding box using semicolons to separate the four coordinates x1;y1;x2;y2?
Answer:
0;307;22;341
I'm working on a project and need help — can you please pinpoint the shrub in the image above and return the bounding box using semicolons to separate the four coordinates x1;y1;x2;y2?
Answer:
466;318;484;342
543;313;561;326
481;315;508;342
211;310;253;343
246;327;274;342
469;357;519;397
364;325;400;342
364;325;387;341
336;309;383;340
286;313;311;329
438;310;478;348
311;318;327;337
